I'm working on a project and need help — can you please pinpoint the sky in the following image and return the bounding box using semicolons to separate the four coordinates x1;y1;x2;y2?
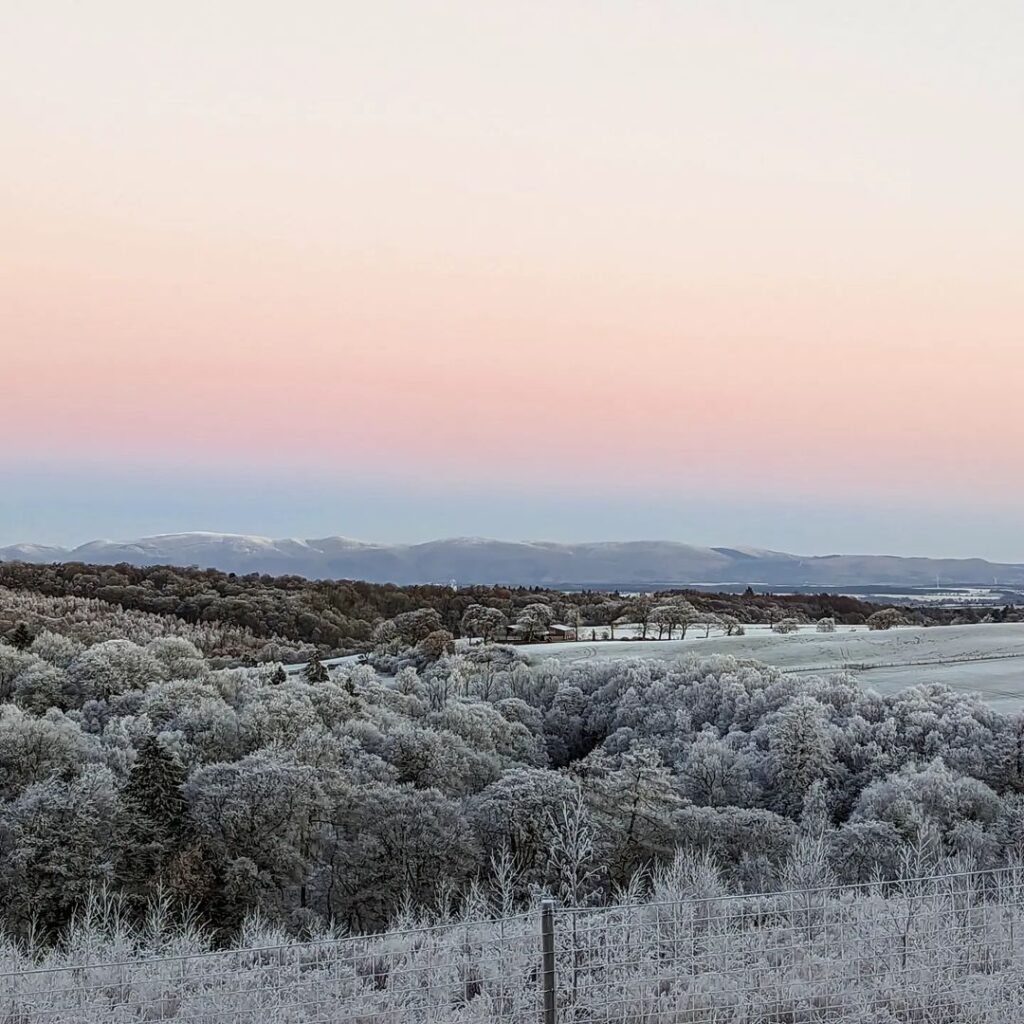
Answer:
3;1;1023;559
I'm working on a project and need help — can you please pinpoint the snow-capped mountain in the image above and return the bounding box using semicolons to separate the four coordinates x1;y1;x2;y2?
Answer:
2;533;1023;588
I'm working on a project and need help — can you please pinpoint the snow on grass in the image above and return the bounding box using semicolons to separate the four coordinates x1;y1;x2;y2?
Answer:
522;623;1024;711
7;869;1024;1023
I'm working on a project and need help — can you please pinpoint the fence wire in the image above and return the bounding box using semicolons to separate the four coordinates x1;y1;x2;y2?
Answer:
0;912;541;1024
555;869;1024;1023
5;869;1024;1022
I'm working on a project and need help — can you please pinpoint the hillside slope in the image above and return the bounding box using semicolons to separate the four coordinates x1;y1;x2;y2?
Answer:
2;532;1023;587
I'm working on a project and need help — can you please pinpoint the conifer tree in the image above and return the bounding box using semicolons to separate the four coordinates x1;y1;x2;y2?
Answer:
125;735;188;829
304;656;329;683
769;696;835;818
120;735;188;893
7;622;32;651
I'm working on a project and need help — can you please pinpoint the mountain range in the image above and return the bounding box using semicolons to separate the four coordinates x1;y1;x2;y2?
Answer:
2;533;1023;589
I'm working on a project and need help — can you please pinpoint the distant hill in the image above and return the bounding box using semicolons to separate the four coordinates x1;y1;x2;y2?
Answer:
2;532;1023;588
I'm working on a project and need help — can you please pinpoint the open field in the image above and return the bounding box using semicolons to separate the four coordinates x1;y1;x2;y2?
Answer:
521;623;1024;713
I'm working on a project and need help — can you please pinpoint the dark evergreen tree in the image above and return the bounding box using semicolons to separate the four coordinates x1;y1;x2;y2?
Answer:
304;656;329;683
119;736;189;895
271;664;287;685
7;622;32;650
125;735;188;828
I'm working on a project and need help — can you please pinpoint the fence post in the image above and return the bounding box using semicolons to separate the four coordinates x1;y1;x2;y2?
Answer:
541;898;557;1024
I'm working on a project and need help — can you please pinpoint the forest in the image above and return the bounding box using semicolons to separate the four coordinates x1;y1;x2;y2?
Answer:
4;573;1024;1021
1;575;1023;945
0;559;993;661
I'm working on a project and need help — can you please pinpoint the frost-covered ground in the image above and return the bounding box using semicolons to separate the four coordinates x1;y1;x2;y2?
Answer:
522;623;1024;713
7;869;1024;1023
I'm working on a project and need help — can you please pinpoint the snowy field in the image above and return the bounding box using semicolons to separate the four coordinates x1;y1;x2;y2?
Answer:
521;623;1024;713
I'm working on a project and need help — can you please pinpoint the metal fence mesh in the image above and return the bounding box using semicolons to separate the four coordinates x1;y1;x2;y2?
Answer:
555;869;1024;1023
0;912;541;1023
5;869;1024;1022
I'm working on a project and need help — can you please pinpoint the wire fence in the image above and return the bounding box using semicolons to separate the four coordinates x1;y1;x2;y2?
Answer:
554;869;1024;1023
5;868;1024;1022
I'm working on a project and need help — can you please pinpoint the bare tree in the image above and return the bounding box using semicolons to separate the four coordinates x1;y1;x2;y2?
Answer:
590;600;626;640
630;595;655;640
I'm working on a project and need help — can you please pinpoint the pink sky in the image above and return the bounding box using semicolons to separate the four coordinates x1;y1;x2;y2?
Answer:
4;1;1024;538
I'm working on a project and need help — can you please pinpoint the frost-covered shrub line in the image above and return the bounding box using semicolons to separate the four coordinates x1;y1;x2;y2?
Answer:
4;558;962;660
5;867;1024;1023
0;586;297;663
1;903;542;1023
5;910;539;976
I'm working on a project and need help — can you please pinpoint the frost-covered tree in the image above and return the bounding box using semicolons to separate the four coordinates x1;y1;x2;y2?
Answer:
29;629;83;668
67;640;164;701
721;615;745;636
651;600;698;640
146;637;208;680
867;608;904;630
0;646;36;700
391;609;445;646
0;765;123;938
584;744;683;882
851;758;1002;844
589;600;627;640
696;613;721;638
0;705;99;800
459;605;506;642
384;724;498;796
544;684;593;765
11;659;66;713
629;595;655;640
319;783;478;929
767;695;835;817
827;819;904;880
547;790;601;905
514;603;554;642
679;728;754;807
772;618;801;634
469;769;579;890
185;752;325;925
417;629;455;662
371;618;400;654
799;779;832;838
